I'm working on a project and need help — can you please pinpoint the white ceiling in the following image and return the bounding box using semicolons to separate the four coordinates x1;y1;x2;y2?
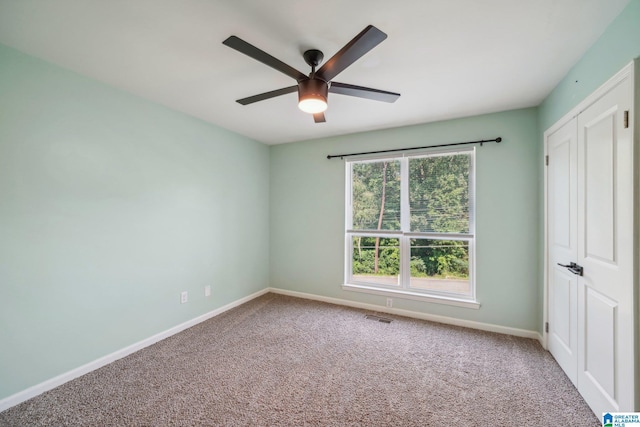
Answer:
0;0;630;144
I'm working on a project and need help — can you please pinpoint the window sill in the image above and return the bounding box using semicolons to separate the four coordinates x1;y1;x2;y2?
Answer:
342;283;481;310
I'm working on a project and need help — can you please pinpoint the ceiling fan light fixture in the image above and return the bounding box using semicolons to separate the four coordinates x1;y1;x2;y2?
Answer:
298;97;327;114
298;79;328;114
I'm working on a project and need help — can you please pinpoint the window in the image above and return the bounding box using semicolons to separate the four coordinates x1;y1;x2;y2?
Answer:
344;149;477;308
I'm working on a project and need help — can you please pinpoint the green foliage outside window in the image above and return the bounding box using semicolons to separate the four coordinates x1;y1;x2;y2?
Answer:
351;154;470;279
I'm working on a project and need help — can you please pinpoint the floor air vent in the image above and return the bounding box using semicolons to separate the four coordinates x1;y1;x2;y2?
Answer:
365;314;393;324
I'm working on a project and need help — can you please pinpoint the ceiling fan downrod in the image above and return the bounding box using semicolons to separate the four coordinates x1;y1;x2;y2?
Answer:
303;49;324;79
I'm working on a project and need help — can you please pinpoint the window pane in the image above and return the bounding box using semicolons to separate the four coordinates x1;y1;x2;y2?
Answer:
409;154;470;233
352;160;401;231
351;236;400;287
409;239;470;295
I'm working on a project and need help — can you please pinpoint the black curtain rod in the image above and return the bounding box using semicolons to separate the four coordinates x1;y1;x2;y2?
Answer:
326;137;502;160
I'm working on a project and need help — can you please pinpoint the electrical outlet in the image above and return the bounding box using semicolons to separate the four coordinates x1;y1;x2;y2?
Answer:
204;285;211;297
386;298;393;308
181;291;188;304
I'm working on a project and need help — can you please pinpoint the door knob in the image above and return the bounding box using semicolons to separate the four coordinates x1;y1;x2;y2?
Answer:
557;262;583;276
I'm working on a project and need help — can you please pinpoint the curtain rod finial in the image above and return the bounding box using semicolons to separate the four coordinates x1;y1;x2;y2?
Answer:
496;137;502;143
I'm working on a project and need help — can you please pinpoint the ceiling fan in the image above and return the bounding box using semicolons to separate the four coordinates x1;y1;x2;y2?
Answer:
222;25;400;123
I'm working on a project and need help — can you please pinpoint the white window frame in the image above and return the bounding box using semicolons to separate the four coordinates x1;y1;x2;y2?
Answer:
342;148;479;309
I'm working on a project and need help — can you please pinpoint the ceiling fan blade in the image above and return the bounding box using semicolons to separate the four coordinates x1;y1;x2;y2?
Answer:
329;82;400;103
236;86;298;105
316;25;387;82
313;113;326;123
223;36;307;82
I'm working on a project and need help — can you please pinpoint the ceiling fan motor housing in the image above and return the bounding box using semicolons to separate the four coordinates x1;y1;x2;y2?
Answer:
298;78;328;99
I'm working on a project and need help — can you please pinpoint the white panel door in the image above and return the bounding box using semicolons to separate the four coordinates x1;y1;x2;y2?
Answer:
576;76;634;414
547;117;578;386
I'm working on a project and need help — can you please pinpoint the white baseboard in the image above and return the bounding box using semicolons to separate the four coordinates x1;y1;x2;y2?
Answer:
0;288;269;413
268;287;541;341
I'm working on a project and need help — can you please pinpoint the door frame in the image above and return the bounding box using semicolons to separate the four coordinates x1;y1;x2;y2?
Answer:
542;60;636;352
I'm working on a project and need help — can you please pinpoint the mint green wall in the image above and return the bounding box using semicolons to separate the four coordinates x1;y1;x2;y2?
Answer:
536;0;640;333
270;108;540;330
539;0;640;130
0;44;269;400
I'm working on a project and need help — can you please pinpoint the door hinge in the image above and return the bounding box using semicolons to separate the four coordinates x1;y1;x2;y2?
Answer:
545;322;549;333
624;110;629;129
545;155;549;166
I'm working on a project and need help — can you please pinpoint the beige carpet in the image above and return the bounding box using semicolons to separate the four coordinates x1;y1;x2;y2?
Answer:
0;293;599;426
